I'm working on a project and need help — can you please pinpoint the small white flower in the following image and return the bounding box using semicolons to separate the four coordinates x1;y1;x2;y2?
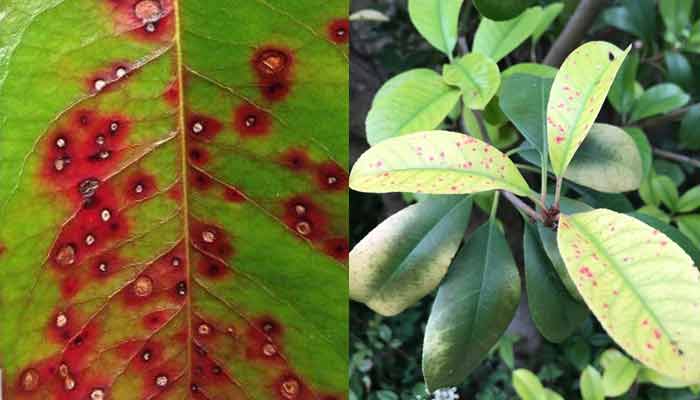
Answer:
432;387;459;400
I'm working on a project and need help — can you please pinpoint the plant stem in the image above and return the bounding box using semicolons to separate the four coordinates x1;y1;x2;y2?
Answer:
472;110;491;144
490;191;500;222
540;148;548;208
653;148;700;169
553;177;563;208
501;191;545;223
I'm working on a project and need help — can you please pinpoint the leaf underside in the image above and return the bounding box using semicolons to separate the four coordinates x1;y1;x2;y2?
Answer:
0;1;348;399
558;209;700;383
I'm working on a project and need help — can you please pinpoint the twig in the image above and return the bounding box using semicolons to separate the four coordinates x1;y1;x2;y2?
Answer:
653;148;700;169
543;0;610;67
472;110;491;144
502;191;545;223
637;103;698;129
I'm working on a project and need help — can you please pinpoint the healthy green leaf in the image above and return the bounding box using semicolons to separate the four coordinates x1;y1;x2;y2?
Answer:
473;0;534;21
676;215;700;248
678;186;700;213
422;220;521;391
637;206;672;223
602;0;657;44
664;51;693;89
629;83;690;123
608;52;639;116
580;366;605;400
660;0;693;37
512;369;546;400
547;41;630;177
366;69;462;145
679;105;700;150
544;389;565;400
532;3;564;43
652;174;680;211
349;196;473;316
408;0;464;56
599;349;640;396
443;53;501;110
500;74;553;153
473;7;544;63
524;225;587;343
0;1;349;398
558;209;700;383
502;63;558;79
350;131;533;196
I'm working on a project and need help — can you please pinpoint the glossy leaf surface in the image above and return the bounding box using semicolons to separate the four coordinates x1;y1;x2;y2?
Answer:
350;131;533;196
349;196;472;316
558;209;700;383
547;41;629;177
408;0;464;56
0;1;349;399
365;69;461;146
422;220;521;391
443;53;501;110
500;73;553;153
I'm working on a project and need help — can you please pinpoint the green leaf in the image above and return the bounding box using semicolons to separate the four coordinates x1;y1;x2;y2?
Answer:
473;0;534;21
629;83;690;123
0;1;349;398
349;196;473;316
602;0;657;44
524;225;587;343
652;175;680;211
443;53;501;110
558;209;700;383
600;349;640;396
366;69;461;145
624;127;652;179
679;105;700;150
678;186;700;213
566;337;593;371
561;124;643;193
547;41;630;177
608;52;639;116
630;212;700;265
532;3;564;43
500;74;553;153
512;369;546;400
502;63;558;79
580;366;605;400
422;220;521;391
664;51;693;89
676;215;700;248
473;7;544;63
350;131;533;196
544;389;565;400
408;0;464;56
637;205;671;223
660;0;693;37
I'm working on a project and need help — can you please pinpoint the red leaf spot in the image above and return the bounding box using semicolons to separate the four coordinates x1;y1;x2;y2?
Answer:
187;113;223;140
163;79;179;106
555;135;565;144
323;238;349;262
233;103;272;137
125;172;157;201
282;195;328;241
252;46;295;102
188;146;210;165
279;148;312;171
315;161;348;192
327;18;349;44
224;187;247;203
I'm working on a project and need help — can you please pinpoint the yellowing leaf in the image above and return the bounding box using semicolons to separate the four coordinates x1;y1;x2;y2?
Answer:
350;131;533;196
547;42;630;176
558;209;700;383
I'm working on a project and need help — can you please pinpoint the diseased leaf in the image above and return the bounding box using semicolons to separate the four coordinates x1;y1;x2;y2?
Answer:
630;212;700;265
629;83;690;123
558;209;700;383
366;69;461;145
0;1;348;398
422;220;521;391
524;225;587;343
547;42;630;177
500;74;553;153
408;0;464;56
443;53;501;110
349;196;473;316
473;7;544;63
532;2;564;43
350;131;533;196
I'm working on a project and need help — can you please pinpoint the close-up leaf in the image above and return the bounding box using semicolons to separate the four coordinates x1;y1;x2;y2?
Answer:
678;186;700;213
512;369;546;400
366;69;461;146
659;0;693;37
531;2;564;44
443;53;501;110
500;73;553;153
679;104;700;150
422;219;521;391
502;63;558;79
558;209;700;383
601;0;657;44
630;212;700;265
547;41;630;177
0;1;348;399
350;131;533;196
473;7;543;63
608;52;639;116
408;0;464;57
524;225;587;343
580;366;605;400
652;174;680;211
349;196;472;316
676;215;700;248
599;349;640;396
473;0;534;21
628;83;690;123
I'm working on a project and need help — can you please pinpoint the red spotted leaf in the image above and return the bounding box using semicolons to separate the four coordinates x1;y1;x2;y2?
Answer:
0;1;348;399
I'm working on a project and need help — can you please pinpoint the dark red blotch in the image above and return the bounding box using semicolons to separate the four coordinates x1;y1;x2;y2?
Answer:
233;103;272;137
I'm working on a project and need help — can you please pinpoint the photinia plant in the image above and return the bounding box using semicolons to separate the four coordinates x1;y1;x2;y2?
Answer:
0;1;348;399
350;0;700;394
